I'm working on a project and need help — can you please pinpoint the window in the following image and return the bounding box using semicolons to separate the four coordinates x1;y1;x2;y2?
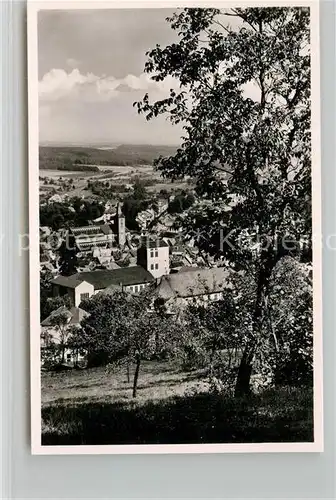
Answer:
66;354;72;361
150;264;154;270
129;286;133;292
80;293;90;302
155;250;158;257
150;250;154;258
134;285;139;292
155;263;159;270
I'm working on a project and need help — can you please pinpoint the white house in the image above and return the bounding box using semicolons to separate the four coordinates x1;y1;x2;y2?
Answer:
40;305;90;366
137;237;170;279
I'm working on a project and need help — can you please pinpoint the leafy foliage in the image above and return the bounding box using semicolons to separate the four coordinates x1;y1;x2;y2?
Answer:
40;198;105;231
179;257;313;391
122;179;150;230
135;7;312;394
40;295;72;322
47;311;72;364
58;235;78;276
268;257;313;386
77;289;178;397
168;192;195;214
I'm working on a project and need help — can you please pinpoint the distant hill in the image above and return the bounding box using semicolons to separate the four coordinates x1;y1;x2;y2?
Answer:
39;144;178;170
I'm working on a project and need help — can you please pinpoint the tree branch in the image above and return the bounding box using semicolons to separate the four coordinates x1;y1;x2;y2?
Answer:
227;9;259;33
213;164;233;176
212;19;232;35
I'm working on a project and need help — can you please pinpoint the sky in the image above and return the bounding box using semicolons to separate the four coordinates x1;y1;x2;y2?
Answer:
38;8;184;146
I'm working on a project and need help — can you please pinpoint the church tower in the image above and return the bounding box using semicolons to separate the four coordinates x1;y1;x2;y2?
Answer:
116;203;126;247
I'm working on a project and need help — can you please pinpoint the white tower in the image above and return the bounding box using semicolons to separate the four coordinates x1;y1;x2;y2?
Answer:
117;203;126;247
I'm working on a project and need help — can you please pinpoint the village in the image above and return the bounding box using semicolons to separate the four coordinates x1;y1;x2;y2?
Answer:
39;170;230;367
35;5;315;448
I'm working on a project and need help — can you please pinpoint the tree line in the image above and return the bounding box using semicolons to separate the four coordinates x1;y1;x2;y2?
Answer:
40;198;105;231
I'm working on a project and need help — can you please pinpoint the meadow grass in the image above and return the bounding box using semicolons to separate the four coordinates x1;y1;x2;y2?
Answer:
41;361;313;446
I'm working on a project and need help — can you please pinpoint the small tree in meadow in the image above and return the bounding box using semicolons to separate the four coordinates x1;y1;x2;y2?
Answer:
49;311;71;363
80;289;177;398
40;331;58;368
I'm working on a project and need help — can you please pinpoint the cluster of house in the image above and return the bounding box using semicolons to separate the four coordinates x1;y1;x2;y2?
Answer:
50;260;230;309
41;261;230;366
40;201;231;366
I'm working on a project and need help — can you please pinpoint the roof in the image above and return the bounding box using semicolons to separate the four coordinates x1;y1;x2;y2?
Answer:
53;266;155;291
178;266;200;273
155;267;231;299
171;260;185;268
140;237;169;249
41;306;90;327
100;224;113;235
171;245;185;253
51;275;85;288
71;225;102;235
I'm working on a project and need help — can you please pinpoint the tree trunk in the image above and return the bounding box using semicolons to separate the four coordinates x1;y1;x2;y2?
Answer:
235;266;272;397
61;345;65;364
126;358;130;383
155;331;160;355
132;354;141;398
235;346;254;396
208;336;218;378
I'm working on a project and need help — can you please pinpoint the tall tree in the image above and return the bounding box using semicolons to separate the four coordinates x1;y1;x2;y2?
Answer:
58;234;78;276
135;7;311;395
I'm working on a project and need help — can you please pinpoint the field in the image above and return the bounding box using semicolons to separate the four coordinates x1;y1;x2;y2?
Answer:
39;163;192;200
41;361;314;446
38;144;194;201
39;170;102;179
42;360;205;406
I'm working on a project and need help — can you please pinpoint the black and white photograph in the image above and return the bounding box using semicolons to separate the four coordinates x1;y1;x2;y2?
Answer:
28;1;323;453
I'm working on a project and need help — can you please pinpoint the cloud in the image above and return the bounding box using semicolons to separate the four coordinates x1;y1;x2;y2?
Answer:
39;69;180;104
66;57;81;68
39;68;100;102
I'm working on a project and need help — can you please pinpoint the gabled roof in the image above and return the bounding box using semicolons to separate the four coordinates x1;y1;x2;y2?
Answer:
155;267;231;299
52;266;155;291
77;266;155;289
41;306;90;327
51;275;86;289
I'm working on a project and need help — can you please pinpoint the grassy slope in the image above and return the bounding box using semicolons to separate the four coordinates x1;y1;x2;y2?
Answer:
41;361;313;446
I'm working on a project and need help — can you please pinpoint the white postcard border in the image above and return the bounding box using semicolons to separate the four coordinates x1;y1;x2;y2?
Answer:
28;0;323;455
